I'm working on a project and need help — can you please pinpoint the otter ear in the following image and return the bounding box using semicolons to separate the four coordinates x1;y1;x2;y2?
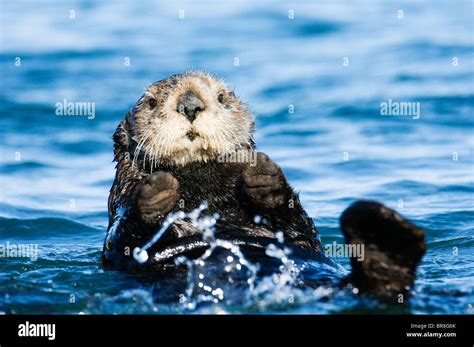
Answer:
112;111;133;161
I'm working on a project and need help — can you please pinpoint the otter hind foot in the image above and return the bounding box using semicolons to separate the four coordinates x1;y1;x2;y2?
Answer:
136;171;179;225
340;200;426;296
243;152;285;208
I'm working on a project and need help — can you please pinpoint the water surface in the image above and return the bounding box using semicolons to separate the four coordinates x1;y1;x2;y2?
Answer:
0;0;473;314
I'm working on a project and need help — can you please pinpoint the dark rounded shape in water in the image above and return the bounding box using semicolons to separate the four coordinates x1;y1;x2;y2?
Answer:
340;200;426;296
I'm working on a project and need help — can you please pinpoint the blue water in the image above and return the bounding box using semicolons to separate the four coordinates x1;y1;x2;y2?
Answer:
0;0;473;314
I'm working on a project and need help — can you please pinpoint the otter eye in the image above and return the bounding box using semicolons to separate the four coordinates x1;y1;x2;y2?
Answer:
148;98;157;110
217;93;225;104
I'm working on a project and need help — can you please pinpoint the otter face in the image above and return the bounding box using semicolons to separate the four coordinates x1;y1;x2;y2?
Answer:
127;71;255;168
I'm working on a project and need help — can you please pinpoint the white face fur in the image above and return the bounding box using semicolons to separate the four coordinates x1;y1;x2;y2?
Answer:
128;72;255;168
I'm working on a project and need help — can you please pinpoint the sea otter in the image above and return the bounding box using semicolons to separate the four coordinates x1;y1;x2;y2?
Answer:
102;71;426;296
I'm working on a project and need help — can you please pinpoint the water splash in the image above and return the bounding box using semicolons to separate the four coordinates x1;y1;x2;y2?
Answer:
131;202;338;311
174;210;259;309
175;210;306;309
133;202;209;264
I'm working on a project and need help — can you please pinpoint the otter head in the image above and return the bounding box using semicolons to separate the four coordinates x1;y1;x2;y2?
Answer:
118;71;255;169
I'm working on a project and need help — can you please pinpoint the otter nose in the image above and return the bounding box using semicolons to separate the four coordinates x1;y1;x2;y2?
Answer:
177;91;205;123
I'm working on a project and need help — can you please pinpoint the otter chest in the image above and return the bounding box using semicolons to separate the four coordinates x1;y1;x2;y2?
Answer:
164;162;245;213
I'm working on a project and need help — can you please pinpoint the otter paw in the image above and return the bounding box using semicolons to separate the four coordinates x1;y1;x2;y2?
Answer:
340;200;426;296
242;152;286;208
136;171;179;224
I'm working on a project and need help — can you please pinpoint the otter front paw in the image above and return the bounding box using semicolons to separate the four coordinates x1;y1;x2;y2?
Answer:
242;152;286;208
136;171;179;224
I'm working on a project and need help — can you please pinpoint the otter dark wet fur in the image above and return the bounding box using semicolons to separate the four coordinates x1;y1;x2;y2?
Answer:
102;71;426;297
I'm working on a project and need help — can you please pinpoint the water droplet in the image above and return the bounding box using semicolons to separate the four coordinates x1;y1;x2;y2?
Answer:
276;231;284;244
133;248;149;264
